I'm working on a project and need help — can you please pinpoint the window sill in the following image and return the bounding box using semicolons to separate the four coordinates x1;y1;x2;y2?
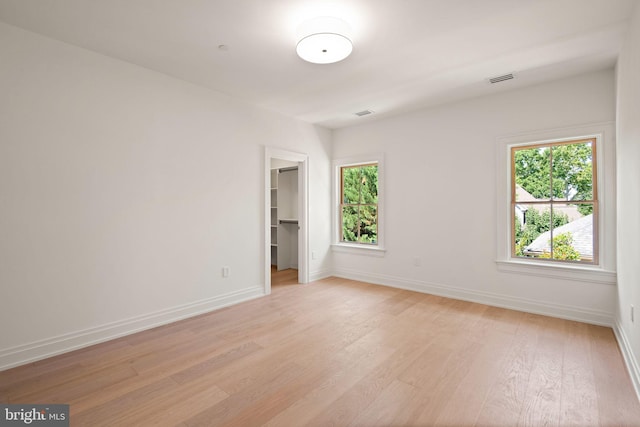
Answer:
332;244;386;257
496;259;616;285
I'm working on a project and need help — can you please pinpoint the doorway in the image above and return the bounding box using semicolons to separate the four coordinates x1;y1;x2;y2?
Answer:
264;147;309;294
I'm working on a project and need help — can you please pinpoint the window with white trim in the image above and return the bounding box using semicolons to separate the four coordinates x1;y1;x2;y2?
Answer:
340;163;378;244
495;123;616;285
511;138;597;264
333;154;385;254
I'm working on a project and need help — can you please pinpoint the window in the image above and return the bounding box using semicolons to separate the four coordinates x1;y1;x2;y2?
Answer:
496;123;615;284
511;138;597;264
340;163;378;244
332;154;385;255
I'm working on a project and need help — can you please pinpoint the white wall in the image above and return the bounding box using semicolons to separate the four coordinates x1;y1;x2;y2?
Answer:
277;169;298;220
278;169;299;269
615;1;640;396
332;69;617;324
0;22;332;369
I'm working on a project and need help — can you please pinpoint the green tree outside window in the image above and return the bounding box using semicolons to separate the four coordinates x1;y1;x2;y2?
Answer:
341;164;378;244
512;138;596;263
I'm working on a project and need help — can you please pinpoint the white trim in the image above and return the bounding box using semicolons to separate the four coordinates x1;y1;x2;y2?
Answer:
309;269;333;282
332;267;614;326
496;260;616;285
264;147;310;294
0;286;264;371
332;152;385;253
613;320;640;403
496;122;616;280
331;243;386;257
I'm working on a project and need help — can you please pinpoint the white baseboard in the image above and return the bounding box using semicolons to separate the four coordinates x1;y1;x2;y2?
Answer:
613;320;640;403
309;269;333;282
332;268;614;326
0;286;265;371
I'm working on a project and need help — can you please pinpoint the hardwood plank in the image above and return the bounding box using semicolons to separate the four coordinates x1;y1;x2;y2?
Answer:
127;383;227;427
213;331;396;427
73;377;228;427
271;267;298;286
516;316;564;427
349;379;420;426
304;341;426;427
181;361;308;426
589;325;640;426
262;336;396;426
0;339;133;389
433;330;513;426
411;337;487;425
8;363;137;404
558;321;599;426
474;314;541;426
71;377;180;426
170;341;263;385
67;337;242;414
2;363;84;401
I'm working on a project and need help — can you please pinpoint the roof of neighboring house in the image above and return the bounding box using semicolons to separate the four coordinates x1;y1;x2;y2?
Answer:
524;214;593;260
515;185;538;202
515;185;583;222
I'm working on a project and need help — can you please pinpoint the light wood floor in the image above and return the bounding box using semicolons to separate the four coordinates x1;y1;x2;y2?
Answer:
271;266;298;287
2;273;639;426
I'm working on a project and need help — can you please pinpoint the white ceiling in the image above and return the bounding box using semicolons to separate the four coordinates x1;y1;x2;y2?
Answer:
0;0;635;128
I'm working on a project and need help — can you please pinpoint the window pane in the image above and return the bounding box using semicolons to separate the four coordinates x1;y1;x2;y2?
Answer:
340;163;379;245
551;142;593;201
358;205;377;243
342;167;362;204
360;165;378;204
520;206;571;259
341;205;359;242
514;146;551;201
514;204;552;258
518;204;594;262
511;139;597;265
551;204;594;262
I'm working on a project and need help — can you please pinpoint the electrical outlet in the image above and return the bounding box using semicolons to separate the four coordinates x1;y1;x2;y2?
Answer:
312;251;317;260
631;305;635;323
222;266;230;278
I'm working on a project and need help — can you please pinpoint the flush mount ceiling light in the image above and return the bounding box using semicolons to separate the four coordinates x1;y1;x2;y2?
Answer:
296;17;353;64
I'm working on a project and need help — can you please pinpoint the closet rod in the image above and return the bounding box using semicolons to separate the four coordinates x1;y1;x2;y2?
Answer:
279;219;299;224
279;166;298;172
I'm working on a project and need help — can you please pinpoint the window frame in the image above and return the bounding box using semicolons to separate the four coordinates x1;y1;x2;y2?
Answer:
495;123;616;285
332;154;385;256
339;162;379;244
510;137;598;264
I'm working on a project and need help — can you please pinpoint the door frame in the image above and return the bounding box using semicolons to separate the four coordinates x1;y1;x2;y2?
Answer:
264;147;309;294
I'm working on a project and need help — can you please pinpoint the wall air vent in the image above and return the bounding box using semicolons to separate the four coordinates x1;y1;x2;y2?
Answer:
488;73;514;84
355;110;374;117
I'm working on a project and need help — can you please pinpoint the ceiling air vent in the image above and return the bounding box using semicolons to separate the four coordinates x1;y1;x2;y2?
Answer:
355;109;374;117
488;73;514;84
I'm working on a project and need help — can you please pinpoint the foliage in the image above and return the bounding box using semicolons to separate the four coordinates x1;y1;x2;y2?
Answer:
342;165;378;243
514;208;570;256
539;232;581;261
514;142;593;215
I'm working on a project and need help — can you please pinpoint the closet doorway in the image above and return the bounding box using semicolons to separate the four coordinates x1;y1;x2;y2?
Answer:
264;147;308;294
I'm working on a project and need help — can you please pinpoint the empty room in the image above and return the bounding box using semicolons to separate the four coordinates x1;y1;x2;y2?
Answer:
2;0;640;426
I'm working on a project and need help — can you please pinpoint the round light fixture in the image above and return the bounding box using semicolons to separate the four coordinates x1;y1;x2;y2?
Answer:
296;17;353;64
